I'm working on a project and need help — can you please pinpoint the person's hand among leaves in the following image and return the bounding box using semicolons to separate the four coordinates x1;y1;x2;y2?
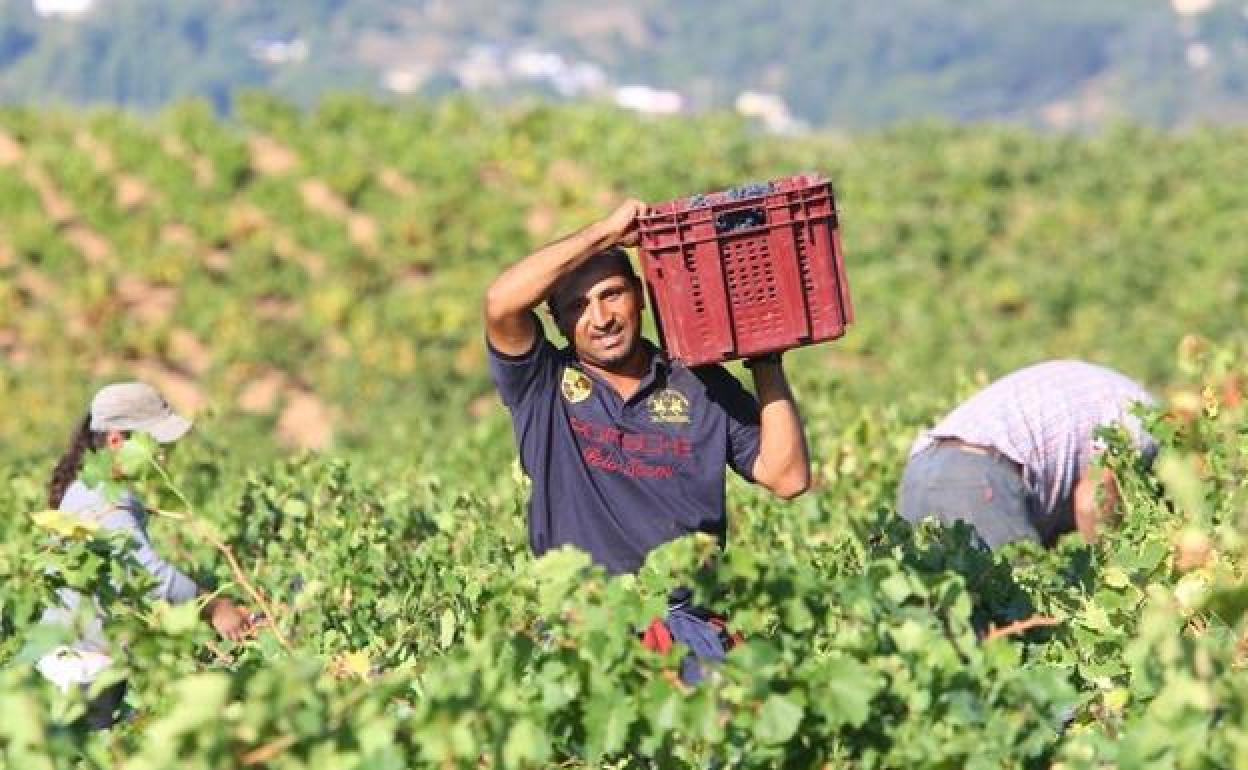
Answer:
202;596;254;642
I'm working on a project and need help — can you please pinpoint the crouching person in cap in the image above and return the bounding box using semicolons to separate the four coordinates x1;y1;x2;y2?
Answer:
36;382;254;729
899;360;1159;551
484;200;811;684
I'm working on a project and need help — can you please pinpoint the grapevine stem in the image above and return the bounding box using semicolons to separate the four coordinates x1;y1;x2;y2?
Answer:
240;734;297;766
983;615;1061;642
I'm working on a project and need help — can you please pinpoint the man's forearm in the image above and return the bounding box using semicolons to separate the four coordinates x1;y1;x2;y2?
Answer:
749;360;811;499
484;221;617;323
484;199;644;355
1073;466;1119;543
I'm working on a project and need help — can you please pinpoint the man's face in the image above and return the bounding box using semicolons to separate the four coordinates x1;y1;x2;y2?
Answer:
551;266;645;371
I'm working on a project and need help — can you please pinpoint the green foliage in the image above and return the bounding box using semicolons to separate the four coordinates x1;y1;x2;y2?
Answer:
0;341;1245;767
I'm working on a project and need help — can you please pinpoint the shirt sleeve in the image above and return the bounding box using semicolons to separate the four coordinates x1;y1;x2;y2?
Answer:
99;496;200;605
486;315;559;409
699;365;762;482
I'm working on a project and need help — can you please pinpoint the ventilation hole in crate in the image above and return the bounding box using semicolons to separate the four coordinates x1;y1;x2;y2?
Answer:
721;237;786;345
795;228;821;325
682;251;712;347
690;272;705;313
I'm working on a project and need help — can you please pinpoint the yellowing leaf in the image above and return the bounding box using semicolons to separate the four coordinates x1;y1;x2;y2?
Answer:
330;651;371;680
1104;687;1130;714
439;607;456;650
1077;603;1112;633
30;509;99;539
1102;567;1131;589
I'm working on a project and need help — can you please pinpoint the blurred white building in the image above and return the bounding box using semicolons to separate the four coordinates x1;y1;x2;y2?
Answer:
1186;41;1213;69
1171;0;1217;14
508;50;566;79
551;61;608;97
33;0;94;16
735;90;805;134
506;49;608;97
383;66;432;94
454;45;508;91
249;37;309;65
614;85;684;115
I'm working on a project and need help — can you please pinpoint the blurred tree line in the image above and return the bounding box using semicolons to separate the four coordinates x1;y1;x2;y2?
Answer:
0;0;1246;128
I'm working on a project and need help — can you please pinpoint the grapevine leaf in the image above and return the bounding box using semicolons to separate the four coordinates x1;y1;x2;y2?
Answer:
879;573;912;604
78;449;116;493
117;433;158;477
754;694;803;745
502;719;549;769
157;600;201;635
584;697;636;758
818;655;882;728
144;673;230;743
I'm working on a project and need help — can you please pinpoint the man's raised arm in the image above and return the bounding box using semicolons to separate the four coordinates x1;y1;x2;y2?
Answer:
748;358;811;500
1072;465;1119;544
484;199;645;356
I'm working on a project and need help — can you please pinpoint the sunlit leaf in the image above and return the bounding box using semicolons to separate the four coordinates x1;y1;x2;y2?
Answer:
30;509;98;539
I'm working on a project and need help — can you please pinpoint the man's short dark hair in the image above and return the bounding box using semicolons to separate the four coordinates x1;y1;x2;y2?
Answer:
547;247;638;319
575;246;635;283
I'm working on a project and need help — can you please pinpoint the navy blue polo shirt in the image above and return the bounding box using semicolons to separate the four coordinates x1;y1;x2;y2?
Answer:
488;324;762;575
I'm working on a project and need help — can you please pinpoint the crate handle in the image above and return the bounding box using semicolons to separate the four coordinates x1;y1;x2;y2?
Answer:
714;207;767;234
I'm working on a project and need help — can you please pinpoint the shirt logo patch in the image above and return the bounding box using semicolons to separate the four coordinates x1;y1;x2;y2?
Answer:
648;388;690;424
561;368;593;404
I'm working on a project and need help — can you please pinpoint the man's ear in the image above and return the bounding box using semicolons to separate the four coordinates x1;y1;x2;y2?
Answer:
106;430;125;451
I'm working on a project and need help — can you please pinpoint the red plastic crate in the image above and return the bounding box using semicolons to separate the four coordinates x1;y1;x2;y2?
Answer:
637;173;852;367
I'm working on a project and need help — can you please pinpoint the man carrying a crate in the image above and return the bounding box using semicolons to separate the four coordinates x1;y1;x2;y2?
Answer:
483;198;811;681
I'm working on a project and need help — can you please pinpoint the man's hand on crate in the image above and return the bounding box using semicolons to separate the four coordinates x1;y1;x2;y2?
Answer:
596;198;646;248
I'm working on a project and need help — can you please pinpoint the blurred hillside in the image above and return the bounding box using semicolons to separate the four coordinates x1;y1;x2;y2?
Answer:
1;95;1245;463
1;0;1247;129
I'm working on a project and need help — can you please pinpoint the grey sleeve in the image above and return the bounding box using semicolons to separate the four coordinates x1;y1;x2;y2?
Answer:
98;501;200;605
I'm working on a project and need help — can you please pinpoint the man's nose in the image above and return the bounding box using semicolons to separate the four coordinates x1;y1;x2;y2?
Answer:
588;300;611;328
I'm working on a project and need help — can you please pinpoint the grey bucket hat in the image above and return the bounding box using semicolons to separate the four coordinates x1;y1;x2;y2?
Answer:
89;382;192;443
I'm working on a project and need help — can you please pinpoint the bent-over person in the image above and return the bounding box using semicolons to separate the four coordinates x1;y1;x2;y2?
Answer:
898;360;1158;551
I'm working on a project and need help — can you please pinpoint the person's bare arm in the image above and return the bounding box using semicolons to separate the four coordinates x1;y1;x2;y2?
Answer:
484;199;645;356
748;358;811;499
1073;465;1119;543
